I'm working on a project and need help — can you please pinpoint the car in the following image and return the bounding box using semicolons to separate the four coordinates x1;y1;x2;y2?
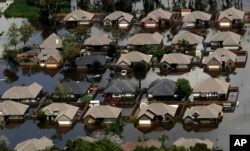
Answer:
121;70;127;76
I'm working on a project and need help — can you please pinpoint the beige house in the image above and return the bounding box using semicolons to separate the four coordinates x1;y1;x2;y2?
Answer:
122;139;162;151
39;33;63;49
182;11;211;28
160;53;193;70
63;9;94;26
173;137;214;150
203;48;237;70
103;11;134;29
141;8;172;28
37;48;62;68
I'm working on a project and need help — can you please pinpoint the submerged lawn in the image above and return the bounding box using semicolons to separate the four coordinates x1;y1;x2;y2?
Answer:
4;0;40;18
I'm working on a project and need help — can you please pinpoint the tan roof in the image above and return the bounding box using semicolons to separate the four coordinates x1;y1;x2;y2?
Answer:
193;78;229;94
1;82;43;99
14;136;54;151
141;8;172;22
39;33;63;49
218;7;245;21
84;33;112;46
137;103;177;119
37;48;62;63
104;11;134;23
84;105;122;119
42;103;79;121
183;103;223;119
209;31;241;45
172;30;203;45
204;48;237;64
122;139;161;151
63;9;94;22
116;51;152;65
127;32;163;45
0;100;29;115
183;11;211;22
173;137;214;149
160;53;193;64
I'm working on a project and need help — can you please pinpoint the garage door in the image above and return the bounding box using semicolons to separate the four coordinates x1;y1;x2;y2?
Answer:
139;120;151;125
46;64;58;68
220;23;230;27
58;121;71;125
208;65;220;69
145;24;156;28
119;24;128;28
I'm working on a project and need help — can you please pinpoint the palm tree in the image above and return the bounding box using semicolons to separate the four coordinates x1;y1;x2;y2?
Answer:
178;39;189;53
158;133;169;147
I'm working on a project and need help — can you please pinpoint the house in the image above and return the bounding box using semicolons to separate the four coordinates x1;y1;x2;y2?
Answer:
1;82;43;102
83;105;122;125
122;139;162;151
116;51;152;69
209;31;241;51
63;9;94;26
14;136;54;151
173;137;214;150
41;103;79;126
127;32;163;48
0;100;29;121
183;103;223;126
103;11;134;29
147;79;176;100
103;79;137;98
137;102;177;126
160;53;193;70
75;55;107;70
192;78;230;100
84;33;112;54
182;11;211;29
141;8;172;28
216;7;245;30
37;48;62;68
171;30;204;51
39;33;63;50
203;48;237;70
181;9;191;17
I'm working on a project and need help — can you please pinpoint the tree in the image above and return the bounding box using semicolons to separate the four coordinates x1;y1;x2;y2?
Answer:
73;26;90;44
133;62;148;72
138;135;149;142
101;0;115;12
92;60;102;73
0;116;5;129
134;146;160;151
19;21;35;44
189;143;212;151
36;110;47;122
115;0;133;12
7;23;19;50
178;39;189;53
81;95;92;103
0;135;9;151
104;120;126;137
175;78;192;100
54;83;71;101
107;42;118;58
158;133;168;147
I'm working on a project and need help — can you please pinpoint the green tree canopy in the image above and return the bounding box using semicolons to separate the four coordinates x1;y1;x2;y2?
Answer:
178;39;189;53
7;23;19;50
36;110;47;122
19;21;35;44
175;78;192;100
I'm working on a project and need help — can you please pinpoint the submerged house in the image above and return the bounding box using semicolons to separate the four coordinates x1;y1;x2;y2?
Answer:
63;9;94;27
173;137;214;150
75;55;107;70
182;11;211;29
122;139;162;151
36;48;62;68
103;11;134;29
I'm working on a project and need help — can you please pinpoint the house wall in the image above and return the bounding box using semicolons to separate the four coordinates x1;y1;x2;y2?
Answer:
218;17;232;30
144;19;158;28
79;20;91;25
44;56;60;68
206;58;221;70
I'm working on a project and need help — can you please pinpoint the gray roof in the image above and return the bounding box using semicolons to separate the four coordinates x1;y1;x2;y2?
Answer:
182;11;211;22
137;103;177;119
193;78;229;94
148;79;176;97
183;103;223;119
1;82;43;99
104;79;137;94
160;53;193;64
84;33;112;46
37;48;62;62
127;32;163;45
104;11;134;23
63;9;94;22
14;136;54;151
0;100;29;115
61;81;91;95
116;51;152;65
141;8;172;22
42;103;79;121
218;7;245;21
204;48;237;64
172;30;204;45
209;31;241;45
39;33;63;49
84;105;122;119
173;137;214;150
76;55;107;66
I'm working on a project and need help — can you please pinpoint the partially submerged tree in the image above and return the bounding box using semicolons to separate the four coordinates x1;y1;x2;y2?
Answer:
36;110;47;122
19;21;35;44
178;39;189;53
7;23;19;50
175;78;192;100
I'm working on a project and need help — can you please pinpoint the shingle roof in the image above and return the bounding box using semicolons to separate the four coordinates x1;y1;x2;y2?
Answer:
193;78;229;94
84;33;112;46
137;103;177;119
0;100;29;115
160;53;193;64
122;139;162;151
127;32;163;45
183;103;223;119
1;82;43;99
141;8;172;22
173;137;214;150
14;136;54;151
103;79;137;94
75;55;107;66
172;30;204;45
148;79;176;97
204;48;237;64
63;9;94;22
37;48;62;63
104;11;134;23
209;31;241;45
182;11;211;22
218;7;245;21
116;51;152;65
39;33;63;49
84;105;122;119
61;81;91;95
